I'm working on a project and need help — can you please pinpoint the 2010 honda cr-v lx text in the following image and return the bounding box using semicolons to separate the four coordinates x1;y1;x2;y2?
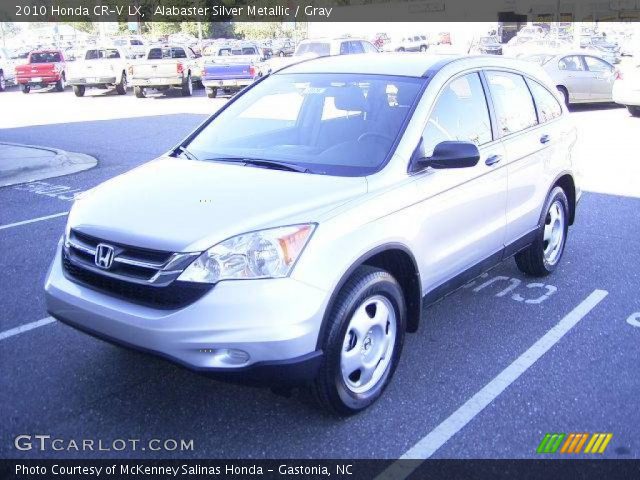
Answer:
45;54;579;415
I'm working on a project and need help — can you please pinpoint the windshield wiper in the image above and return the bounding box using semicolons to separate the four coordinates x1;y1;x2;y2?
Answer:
175;146;199;161
204;157;310;173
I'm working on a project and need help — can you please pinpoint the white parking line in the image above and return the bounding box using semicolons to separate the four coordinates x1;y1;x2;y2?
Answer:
0;316;57;341
377;289;608;479
0;211;68;231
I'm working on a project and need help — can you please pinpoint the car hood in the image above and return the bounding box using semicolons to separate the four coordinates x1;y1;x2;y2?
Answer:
68;156;368;253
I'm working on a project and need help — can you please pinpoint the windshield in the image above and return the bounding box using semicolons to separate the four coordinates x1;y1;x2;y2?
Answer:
184;73;425;176
295;42;331;57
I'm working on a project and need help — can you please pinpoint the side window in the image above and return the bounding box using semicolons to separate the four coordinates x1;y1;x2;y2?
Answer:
172;48;187;59
363;41;378;53
558;56;584;71
584;56;613;73
485;71;537;136
340;42;350;55
527;80;562;123
422;73;492;156
348;41;364;54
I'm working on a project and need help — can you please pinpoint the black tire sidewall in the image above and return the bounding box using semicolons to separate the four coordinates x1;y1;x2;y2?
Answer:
320;268;406;413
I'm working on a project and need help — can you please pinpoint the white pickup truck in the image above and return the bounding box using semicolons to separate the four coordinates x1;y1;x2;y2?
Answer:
0;47;17;91
129;45;202;98
67;47;129;97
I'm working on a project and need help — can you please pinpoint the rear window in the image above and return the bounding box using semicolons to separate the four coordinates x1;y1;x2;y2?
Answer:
296;42;330;57
30;52;62;63
85;49;120;60
148;47;187;60
527;80;562;123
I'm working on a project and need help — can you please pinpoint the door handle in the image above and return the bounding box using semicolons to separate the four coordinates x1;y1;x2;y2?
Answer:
540;134;551;144
485;154;502;166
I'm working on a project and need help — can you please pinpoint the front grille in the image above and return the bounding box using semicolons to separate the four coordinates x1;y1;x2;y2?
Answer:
63;229;208;309
63;256;211;310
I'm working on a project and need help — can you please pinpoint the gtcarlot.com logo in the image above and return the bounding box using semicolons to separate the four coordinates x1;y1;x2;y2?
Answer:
537;433;613;454
14;435;194;452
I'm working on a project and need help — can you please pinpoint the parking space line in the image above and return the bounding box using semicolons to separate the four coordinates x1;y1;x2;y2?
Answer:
0;212;68;230
377;289;608;478
0;316;57;341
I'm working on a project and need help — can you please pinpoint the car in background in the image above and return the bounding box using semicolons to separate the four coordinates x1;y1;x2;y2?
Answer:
45;54;579;414
265;37;378;73
383;34;430;52
438;32;451;45
524;52;616;105
201;41;267;98
112;37;146;58
66;47;130;97
580;35;621;64
15;49;67;93
475;36;502;55
271;39;295;57
129;44;202;98
0;47;17;91
613;62;640;117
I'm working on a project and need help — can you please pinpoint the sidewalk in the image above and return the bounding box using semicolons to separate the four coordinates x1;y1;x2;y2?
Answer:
0;142;97;187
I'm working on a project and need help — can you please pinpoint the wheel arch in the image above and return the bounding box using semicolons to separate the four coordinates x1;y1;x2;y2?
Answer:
315;243;422;350
552;172;576;225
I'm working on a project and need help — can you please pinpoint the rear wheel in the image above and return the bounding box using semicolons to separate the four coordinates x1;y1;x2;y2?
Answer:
206;87;217;98
0;72;5;92
557;86;569;107
628;105;640;117
55;74;65;92
181;74;193;97
115;73;127;95
73;85;85;97
515;186;570;277
134;86;145;98
22;84;30;94
279;51;285;57
312;266;406;415
420;45;428;52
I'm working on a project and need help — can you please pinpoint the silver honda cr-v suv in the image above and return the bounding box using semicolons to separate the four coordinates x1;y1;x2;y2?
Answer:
45;54;579;415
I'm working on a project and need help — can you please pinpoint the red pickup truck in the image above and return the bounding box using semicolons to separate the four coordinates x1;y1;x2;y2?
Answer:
15;50;67;93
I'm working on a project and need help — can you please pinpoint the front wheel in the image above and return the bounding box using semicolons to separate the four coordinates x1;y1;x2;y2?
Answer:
557;86;569;107
420;45;428;52
515;186;570;276
628;105;640;117
206;87;217;98
22;84;30;94
73;85;85;97
134;86;145;98
55;74;65;92
312;266;406;415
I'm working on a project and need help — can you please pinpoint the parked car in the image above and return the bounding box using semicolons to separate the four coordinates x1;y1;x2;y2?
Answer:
475;36;503;55
66;47;130;97
580;35;621;64
112;37;146;58
129;45;202;98
201;42;266;98
525;52;616;105
15;50;67;93
271;39;295;57
383;34;430;52
0;47;17;91
46;54;579;414
613;62;640;117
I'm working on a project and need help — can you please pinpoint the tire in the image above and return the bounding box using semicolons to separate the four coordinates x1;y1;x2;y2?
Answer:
515;186;570;277
420;45;428;52
279;51;285;57
22;84;30;94
73;85;85;97
181;74;193;97
0;72;5;92
312;266;406;415
206;87;217;98
115;73;127;95
557;86;569;107
55;74;65;92
627;105;640;117
397;47;405;52
134;86;145;98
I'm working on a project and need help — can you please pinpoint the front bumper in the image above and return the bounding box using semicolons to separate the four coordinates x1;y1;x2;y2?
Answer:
68;76;117;86
45;243;329;383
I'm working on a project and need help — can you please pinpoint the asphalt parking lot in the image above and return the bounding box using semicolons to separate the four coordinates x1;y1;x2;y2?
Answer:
0;82;639;462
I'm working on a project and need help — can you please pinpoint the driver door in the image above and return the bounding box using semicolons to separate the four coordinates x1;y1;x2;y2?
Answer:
413;72;507;289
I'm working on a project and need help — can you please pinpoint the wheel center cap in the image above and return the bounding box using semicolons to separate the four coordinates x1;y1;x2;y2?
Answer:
362;336;373;352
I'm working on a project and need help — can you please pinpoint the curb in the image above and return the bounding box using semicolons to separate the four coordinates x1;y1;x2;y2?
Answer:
0;142;98;188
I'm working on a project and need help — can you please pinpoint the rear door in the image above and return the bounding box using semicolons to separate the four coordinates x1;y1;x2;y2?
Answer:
413;71;507;288
583;55;615;101
556;55;591;102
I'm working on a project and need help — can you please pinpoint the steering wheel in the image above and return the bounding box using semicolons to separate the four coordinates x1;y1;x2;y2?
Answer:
357;132;394;144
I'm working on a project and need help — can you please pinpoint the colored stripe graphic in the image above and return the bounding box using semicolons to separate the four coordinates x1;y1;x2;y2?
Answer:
584;433;613;454
537;434;552;453
540;433;612;454
538;433;565;453
574;433;589;453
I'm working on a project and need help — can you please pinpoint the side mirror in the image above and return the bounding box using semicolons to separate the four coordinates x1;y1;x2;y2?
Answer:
410;140;480;172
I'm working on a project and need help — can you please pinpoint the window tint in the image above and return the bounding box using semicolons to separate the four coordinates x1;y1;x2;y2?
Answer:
148;48;186;59
348;41;364;54
363;41;378;53
85;49;120;60
584;56;612;73
422;73;492;156
558;56;584;71
486;71;537;136
527;80;562;123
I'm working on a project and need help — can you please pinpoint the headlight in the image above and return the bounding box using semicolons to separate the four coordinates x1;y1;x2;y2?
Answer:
178;224;316;284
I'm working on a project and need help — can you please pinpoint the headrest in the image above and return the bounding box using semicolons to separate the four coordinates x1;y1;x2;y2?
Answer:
332;85;366;112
